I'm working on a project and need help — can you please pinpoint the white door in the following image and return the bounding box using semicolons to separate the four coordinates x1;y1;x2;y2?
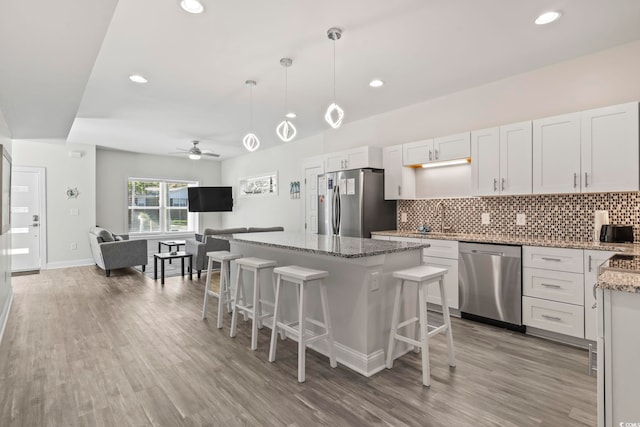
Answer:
581;102;639;193
500;120;532;195
11;167;46;272
304;164;323;233
402;139;433;165
532;112;581;194
471;127;500;196
584;250;616;342
433;132;471;161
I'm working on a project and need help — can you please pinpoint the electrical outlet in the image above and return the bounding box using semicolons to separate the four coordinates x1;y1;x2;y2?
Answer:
70;208;79;216
70;242;78;250
516;213;526;226
481;212;490;225
400;212;408;223
370;272;380;291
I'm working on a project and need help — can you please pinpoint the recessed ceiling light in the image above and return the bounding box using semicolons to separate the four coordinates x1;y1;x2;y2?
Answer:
535;11;561;25
129;74;148;83
285;112;296;119
369;79;384;88
180;0;204;14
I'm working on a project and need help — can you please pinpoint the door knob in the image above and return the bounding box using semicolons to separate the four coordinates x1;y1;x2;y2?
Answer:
33;223;40;227
33;214;39;221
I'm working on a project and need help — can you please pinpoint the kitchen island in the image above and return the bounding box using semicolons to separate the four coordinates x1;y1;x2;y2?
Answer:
214;232;425;376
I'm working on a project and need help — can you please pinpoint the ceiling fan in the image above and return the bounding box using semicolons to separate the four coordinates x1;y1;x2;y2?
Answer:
170;140;220;160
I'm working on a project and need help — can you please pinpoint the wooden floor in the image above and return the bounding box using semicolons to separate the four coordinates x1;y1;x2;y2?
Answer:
0;266;596;427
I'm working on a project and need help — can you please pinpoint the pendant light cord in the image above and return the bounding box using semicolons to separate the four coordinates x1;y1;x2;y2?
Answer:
285;66;288;115
332;39;336;103
249;84;253;131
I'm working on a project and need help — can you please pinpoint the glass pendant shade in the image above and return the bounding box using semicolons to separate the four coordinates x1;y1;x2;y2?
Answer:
242;133;260;152
324;102;344;129
276;119;296;142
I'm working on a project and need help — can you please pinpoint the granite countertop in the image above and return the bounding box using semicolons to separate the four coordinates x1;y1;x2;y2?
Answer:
598;255;640;294
371;230;639;253
211;232;426;259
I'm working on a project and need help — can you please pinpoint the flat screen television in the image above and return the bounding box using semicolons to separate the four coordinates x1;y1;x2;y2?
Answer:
188;186;233;212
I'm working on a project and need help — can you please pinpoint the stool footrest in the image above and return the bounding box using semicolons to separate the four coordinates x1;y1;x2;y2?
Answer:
393;334;421;348
397;317;419;329
427;324;448;337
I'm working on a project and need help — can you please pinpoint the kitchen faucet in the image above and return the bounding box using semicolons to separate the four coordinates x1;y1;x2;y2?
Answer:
435;201;452;233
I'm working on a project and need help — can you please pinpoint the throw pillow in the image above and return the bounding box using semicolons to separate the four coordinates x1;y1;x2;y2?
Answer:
114;235;124;241
98;230;115;242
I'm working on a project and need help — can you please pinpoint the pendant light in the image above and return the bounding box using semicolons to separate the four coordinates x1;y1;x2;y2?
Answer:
325;27;344;129
276;58;297;142
242;80;260;152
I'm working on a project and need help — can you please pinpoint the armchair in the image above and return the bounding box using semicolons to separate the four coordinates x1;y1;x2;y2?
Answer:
88;227;148;277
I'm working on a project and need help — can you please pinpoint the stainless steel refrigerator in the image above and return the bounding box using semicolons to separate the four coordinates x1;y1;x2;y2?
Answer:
318;168;396;238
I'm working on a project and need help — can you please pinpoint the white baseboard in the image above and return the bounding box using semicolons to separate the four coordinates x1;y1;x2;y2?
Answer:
0;287;13;345
46;258;95;270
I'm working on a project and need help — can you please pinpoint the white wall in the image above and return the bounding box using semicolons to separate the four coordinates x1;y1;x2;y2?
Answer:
222;40;640;231
96;149;222;234
0;109;12;341
12;140;96;267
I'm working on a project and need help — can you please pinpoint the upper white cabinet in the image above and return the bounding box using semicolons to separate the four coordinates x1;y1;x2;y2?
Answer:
533;112;582;194
382;144;415;200
402;139;433;165
402;133;470;166
325;146;383;172
581;102;639;193
471;121;532;196
433;132;471;162
533;102;639;195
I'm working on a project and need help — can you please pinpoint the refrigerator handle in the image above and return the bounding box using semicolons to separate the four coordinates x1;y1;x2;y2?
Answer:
331;185;339;234
336;184;341;234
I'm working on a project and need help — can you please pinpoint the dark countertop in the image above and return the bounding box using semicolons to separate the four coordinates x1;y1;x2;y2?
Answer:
211;232;425;259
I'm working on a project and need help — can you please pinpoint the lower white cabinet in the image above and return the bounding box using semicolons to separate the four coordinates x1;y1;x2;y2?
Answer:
523;267;584;305
584;250;616;341
423;255;459;309
522;296;584;338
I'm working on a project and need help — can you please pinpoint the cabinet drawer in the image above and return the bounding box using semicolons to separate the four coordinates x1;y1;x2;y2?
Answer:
523;296;584;338
523;268;584;305
522;246;583;273
422;238;458;259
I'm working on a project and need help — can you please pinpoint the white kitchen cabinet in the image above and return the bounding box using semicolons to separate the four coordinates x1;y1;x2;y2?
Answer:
522;296;584;338
382;144;416;200
523;268;584;305
433;132;471;162
584;250;616;342
471;127;500;196
581;102;639;193
599;289;640;426
402;139;433;166
471;122;532;196
532;112;581;194
522;246;584;273
325;146;382;172
423;255;459;310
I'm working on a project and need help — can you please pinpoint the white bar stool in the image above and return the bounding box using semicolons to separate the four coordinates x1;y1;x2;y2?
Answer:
386;265;456;387
230;257;277;350
268;265;337;383
202;250;243;329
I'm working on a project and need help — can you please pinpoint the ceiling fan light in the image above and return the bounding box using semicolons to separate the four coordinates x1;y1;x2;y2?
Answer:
535;11;561;25
325;103;344;129
243;133;260;152
188;153;201;160
276;120;297;142
180;0;204;14
285;112;296;119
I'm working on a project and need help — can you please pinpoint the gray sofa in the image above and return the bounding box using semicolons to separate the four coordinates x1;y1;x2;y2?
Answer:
88;227;148;277
185;226;284;278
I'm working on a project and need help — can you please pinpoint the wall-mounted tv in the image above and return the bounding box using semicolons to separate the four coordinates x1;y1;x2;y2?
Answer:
188;186;233;212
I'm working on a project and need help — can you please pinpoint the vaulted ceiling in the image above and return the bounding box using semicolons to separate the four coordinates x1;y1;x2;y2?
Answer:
2;0;640;159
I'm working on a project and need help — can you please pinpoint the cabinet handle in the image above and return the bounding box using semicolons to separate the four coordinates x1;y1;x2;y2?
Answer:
501;178;505;191
541;314;562;322
541;257;562;262
435;149;439;160
588;255;592;272
493;178;497;191
398;185;402;196
428;150;433;161
541;283;562;289
584;172;589;187
592;282;598;300
573;173;577;188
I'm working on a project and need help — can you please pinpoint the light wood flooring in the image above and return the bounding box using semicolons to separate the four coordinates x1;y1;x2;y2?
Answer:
0;266;596;426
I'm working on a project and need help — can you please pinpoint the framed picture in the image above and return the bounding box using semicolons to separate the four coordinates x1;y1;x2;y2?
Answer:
1;145;11;235
239;171;278;198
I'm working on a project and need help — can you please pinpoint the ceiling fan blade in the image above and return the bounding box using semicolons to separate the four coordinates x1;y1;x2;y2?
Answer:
175;148;189;151
167;152;186;155
201;152;220;158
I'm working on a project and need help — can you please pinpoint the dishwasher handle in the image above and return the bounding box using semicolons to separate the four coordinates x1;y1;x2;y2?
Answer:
471;249;504;256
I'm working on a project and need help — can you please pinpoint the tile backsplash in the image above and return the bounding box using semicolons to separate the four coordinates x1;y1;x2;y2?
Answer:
397;192;640;242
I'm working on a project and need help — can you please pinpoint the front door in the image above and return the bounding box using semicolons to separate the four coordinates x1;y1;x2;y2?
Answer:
11;167;45;272
304;164;323;233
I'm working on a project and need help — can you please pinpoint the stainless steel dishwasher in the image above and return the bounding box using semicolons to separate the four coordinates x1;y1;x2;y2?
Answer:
459;242;524;331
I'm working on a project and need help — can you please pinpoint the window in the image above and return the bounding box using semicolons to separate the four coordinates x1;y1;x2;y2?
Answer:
127;178;198;233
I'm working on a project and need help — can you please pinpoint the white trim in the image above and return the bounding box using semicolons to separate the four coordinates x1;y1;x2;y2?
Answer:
46;258;94;270
12;166;47;271
0;287;13;345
